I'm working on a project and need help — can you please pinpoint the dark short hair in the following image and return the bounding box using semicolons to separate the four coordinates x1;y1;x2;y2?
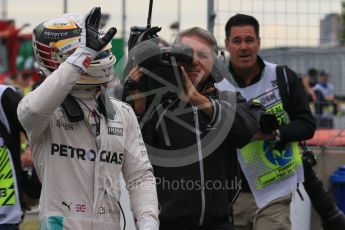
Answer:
22;73;32;80
308;68;318;77
225;14;260;39
174;27;218;52
320;70;329;77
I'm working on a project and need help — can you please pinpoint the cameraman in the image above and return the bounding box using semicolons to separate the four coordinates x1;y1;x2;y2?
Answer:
124;27;263;230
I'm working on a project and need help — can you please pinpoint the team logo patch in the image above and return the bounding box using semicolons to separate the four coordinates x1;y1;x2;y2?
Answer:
98;206;120;215
262;141;293;167
108;127;123;136
56;119;73;130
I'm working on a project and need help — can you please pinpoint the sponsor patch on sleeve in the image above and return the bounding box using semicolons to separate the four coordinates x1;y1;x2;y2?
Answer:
108;127;123;136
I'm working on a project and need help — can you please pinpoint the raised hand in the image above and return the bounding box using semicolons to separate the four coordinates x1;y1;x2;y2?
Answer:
67;7;117;72
84;7;117;51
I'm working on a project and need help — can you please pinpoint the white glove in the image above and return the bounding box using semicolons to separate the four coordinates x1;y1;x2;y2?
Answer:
138;218;159;230
67;7;117;72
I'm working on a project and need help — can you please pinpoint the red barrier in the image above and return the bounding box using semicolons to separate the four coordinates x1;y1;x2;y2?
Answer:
307;129;345;146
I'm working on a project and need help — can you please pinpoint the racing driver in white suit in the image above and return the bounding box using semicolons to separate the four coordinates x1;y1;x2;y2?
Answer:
17;7;159;230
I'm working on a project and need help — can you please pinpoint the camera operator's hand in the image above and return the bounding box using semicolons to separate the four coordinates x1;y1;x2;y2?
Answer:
67;7;117;72
125;66;146;115
179;66;214;118
254;111;281;141
128;66;144;83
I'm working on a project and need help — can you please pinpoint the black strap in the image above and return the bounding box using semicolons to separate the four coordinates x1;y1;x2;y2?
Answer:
97;87;116;120
61;94;84;122
296;183;304;201
276;65;290;112
0;120;13;147
277;66;310;202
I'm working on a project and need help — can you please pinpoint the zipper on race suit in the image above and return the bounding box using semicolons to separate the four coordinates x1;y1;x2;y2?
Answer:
82;115;101;229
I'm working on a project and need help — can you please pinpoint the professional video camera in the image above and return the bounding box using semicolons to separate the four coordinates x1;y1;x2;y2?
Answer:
125;0;195;99
127;40;193;98
125;0;225;100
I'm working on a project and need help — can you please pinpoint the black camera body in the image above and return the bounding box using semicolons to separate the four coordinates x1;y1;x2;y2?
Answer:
138;43;193;97
133;42;194;71
126;30;195;98
128;26;149;51
156;45;194;66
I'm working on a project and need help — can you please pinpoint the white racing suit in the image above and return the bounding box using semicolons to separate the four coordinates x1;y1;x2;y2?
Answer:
17;62;159;230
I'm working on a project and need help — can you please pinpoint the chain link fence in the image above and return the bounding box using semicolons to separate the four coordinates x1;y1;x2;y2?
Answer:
214;0;343;48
